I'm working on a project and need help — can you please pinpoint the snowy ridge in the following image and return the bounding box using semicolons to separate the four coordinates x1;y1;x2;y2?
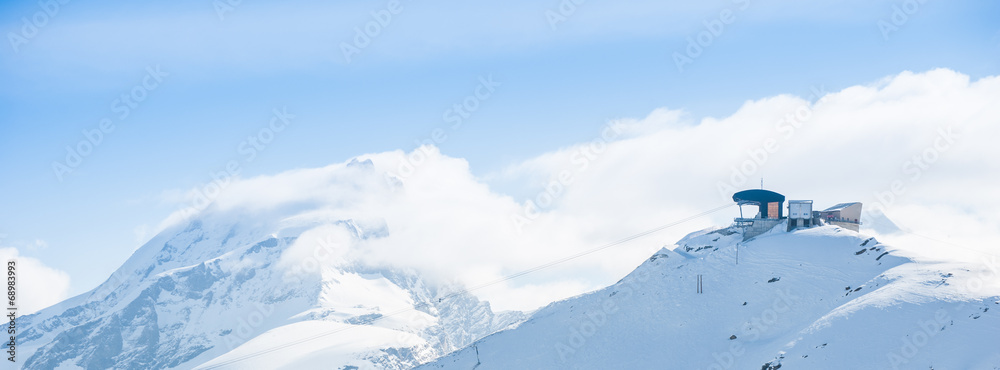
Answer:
19;215;524;370
18;153;1000;369
420;225;1000;370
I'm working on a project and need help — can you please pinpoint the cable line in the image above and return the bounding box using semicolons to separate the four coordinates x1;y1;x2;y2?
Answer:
197;202;734;369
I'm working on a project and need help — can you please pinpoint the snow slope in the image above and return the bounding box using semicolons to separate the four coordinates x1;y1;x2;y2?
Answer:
420;224;1000;370
19;155;1000;369
18;160;526;370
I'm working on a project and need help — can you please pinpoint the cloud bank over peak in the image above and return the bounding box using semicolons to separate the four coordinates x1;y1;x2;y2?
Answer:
156;68;1000;311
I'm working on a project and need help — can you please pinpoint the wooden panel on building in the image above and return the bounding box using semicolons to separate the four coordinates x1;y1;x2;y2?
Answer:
767;202;779;219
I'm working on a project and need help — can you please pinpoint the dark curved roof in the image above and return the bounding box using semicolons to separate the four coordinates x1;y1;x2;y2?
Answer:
732;189;785;204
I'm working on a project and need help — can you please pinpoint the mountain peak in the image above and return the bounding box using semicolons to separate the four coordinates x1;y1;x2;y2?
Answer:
20;214;524;369
420;225;1000;369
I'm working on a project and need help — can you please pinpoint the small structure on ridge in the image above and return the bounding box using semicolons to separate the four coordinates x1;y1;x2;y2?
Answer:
732;189;786;240
787;200;814;230
731;189;863;239
819;202;863;232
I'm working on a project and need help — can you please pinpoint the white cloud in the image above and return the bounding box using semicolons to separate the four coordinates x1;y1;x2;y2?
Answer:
0;248;71;315
157;69;1000;312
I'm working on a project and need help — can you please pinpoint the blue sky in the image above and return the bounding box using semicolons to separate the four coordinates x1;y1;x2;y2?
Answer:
1;0;999;303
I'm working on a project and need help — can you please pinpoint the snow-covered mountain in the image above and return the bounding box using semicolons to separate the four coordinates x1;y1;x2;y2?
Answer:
18;160;527;369
20;154;1000;369
421;224;1000;369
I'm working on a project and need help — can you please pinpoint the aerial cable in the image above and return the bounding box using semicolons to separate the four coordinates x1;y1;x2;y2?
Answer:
198;202;735;369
